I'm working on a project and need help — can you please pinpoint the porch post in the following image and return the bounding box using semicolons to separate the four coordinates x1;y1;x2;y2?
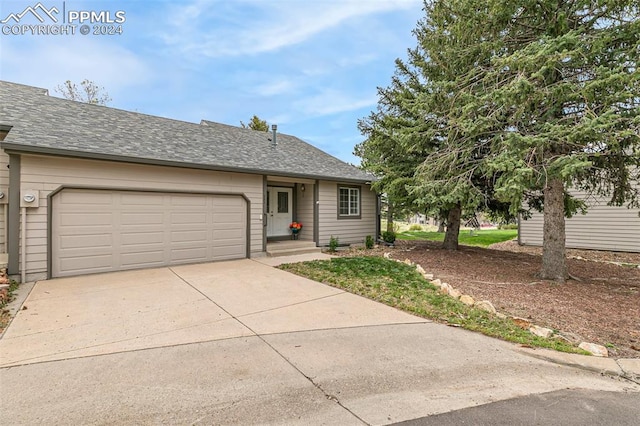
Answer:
262;176;267;253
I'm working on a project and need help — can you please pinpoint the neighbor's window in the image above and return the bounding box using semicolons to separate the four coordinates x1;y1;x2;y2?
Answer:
338;186;360;218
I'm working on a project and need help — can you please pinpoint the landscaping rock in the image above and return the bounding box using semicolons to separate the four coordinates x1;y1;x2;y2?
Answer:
415;264;426;275
556;331;582;344
511;317;532;330
460;295;475;306
423;273;434;280
432;278;442;287
529;325;554;338
0;277;9;285
475;300;497;314
439;283;452;295
383;252;391;259
496;312;507;319
579;342;609;357
448;287;461;299
404;259;413;266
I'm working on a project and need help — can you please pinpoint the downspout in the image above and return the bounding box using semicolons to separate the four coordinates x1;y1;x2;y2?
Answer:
314;180;319;246
21;206;26;283
0;191;6;252
376;193;381;241
7;154;20;275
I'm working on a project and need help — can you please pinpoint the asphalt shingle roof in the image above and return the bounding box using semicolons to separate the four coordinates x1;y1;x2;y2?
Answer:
0;81;373;183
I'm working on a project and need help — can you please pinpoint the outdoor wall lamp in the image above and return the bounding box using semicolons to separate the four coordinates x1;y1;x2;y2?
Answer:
301;184;305;192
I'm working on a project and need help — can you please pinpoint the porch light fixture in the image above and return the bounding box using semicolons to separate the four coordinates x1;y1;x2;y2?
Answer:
301;184;305;192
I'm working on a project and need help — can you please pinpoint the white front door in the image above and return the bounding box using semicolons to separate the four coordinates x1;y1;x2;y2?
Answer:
267;187;293;237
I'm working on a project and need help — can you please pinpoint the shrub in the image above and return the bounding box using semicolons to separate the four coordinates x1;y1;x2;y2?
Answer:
328;235;339;252
365;235;374;249
408;224;423;231
382;230;396;244
498;223;518;230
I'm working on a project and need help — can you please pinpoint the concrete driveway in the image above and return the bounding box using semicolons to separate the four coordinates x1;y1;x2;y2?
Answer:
1;258;638;425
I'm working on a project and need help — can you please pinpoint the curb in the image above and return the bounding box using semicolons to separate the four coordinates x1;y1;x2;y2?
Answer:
516;347;640;385
0;280;36;339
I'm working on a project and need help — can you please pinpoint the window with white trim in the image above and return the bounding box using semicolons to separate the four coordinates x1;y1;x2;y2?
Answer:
338;186;360;218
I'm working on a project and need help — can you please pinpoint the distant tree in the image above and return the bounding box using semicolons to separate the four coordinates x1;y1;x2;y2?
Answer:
55;80;111;105
241;115;269;131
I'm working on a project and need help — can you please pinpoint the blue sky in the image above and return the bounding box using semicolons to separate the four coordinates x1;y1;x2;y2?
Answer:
0;0;423;164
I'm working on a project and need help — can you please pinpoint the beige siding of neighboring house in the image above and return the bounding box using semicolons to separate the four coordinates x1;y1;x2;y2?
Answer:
296;183;314;242
18;154;264;281
317;181;376;246
520;190;640;253
0;149;8;253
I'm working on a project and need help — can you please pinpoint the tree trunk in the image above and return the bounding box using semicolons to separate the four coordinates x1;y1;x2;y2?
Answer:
386;204;394;233
442;205;461;250
541;177;568;282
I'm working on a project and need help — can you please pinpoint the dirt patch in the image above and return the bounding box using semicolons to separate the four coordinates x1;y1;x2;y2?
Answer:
337;241;640;358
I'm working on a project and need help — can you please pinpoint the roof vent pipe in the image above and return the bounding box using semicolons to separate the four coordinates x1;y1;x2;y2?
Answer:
271;124;277;148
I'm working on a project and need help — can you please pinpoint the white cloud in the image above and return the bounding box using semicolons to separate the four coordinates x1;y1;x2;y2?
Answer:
0;37;151;98
254;78;296;96
295;89;377;117
160;0;419;58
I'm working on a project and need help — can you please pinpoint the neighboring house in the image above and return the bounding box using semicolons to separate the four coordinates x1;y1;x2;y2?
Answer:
519;190;640;253
0;81;378;281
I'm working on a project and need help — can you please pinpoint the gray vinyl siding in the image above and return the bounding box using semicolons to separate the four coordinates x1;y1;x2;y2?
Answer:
520;190;640;253
18;154;264;281
296;183;315;242
0;149;8;253
317;181;376;246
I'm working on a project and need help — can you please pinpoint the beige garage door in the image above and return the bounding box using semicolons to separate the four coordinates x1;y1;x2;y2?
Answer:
52;189;247;277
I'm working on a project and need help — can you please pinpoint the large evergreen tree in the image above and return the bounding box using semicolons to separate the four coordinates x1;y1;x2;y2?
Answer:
472;0;640;281
360;0;638;279
358;0;513;249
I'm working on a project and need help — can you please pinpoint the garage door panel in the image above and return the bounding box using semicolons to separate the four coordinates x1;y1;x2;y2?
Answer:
59;234;113;249
120;231;164;245
214;228;244;240
120;193;164;205
120;251;165;267
169;247;208;262
213;213;243;224
59;254;113;273
171;195;208;206
60;212;113;227
58;191;114;205
52;189;247;277
121;212;164;225
212;248;245;259
171;230;207;243
170;212;207;225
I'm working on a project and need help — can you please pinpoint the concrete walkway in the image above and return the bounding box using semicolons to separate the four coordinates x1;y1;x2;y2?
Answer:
1;257;638;424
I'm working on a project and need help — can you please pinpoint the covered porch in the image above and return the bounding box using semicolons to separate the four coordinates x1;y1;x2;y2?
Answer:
265;177;317;248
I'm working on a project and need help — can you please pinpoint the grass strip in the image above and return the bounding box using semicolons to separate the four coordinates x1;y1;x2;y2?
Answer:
280;256;585;354
397;229;517;247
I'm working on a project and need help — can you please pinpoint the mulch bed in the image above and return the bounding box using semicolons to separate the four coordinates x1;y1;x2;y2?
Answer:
337;240;640;358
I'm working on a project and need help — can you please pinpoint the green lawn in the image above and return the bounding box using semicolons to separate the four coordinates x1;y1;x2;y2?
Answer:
280;256;584;354
397;229;517;247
